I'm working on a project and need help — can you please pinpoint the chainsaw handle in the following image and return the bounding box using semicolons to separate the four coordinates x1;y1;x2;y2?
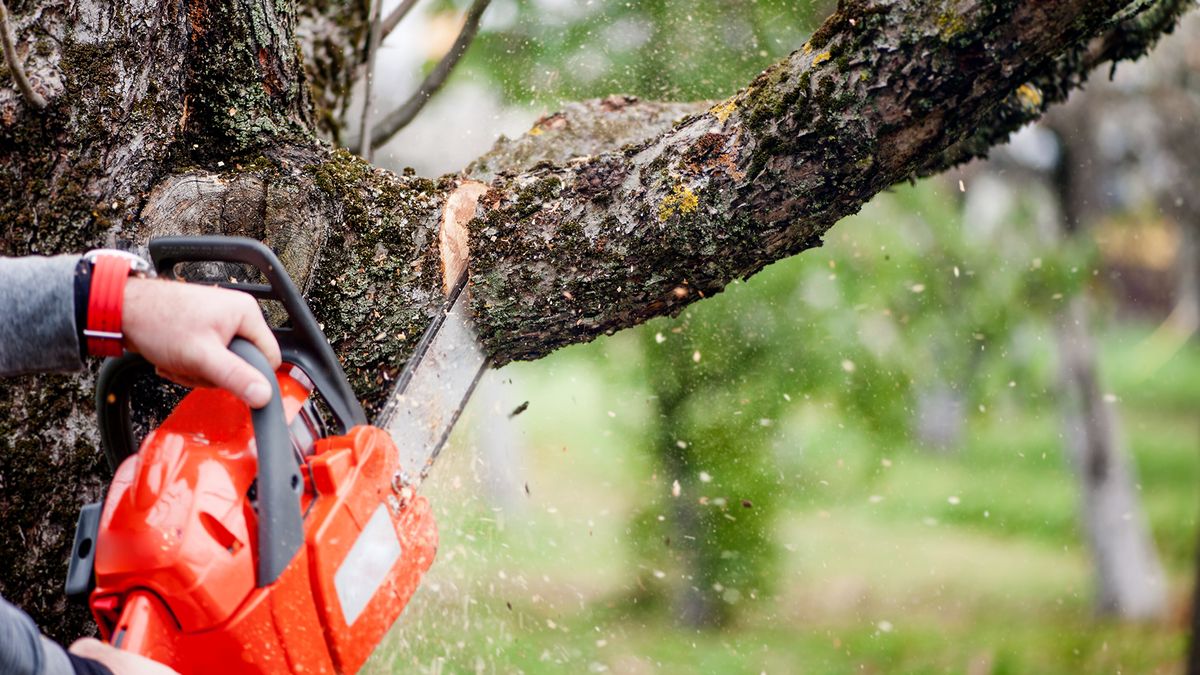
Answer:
96;339;304;587
148;236;366;433
95;351;155;472
228;338;305;587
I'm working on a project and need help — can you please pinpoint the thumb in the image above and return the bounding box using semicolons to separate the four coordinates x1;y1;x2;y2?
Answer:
70;637;183;675
194;344;275;408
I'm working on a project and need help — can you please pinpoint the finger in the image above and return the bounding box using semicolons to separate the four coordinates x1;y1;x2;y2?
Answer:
70;637;182;675
68;637;105;658
191;343;274;408
234;295;282;369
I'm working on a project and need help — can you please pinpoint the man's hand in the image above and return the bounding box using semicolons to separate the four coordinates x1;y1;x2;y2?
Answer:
121;278;282;408
69;638;181;675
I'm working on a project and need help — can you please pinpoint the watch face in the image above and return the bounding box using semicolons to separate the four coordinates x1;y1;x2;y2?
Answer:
84;249;154;276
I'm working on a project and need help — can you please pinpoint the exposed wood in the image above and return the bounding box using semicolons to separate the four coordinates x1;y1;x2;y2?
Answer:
441;180;488;292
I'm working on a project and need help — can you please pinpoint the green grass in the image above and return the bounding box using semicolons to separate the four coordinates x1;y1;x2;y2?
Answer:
362;323;1200;674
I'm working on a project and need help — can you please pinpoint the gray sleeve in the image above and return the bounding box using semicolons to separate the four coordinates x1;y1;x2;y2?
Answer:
0;594;76;675
0;255;84;376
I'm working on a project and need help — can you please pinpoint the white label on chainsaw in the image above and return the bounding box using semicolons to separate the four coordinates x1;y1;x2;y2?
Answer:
334;503;401;626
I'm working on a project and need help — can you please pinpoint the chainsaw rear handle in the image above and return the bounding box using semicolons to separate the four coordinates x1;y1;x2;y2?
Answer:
148;236;366;433
96;339;304;587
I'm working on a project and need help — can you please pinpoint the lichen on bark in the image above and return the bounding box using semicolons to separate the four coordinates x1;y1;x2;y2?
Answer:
465;0;1182;367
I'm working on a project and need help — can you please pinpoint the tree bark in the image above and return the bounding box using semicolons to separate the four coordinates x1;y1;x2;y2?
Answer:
0;0;1192;640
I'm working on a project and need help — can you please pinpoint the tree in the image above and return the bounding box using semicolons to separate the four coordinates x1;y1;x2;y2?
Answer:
0;0;1193;640
963;122;1171;620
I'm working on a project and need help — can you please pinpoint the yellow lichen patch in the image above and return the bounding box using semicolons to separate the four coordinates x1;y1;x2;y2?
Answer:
1016;83;1043;112
528;125;544;136
659;183;700;222
709;97;738;123
802;42;814;56
936;9;967;41
812;51;832;66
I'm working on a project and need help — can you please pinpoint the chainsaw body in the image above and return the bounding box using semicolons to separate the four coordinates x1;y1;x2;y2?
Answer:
66;238;438;674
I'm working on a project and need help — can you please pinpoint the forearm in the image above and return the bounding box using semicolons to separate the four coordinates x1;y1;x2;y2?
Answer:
0;255;84;376
0;594;77;675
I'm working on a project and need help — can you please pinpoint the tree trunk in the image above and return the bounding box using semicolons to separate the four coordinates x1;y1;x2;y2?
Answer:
1054;296;1168;618
0;0;1192;640
651;374;726;629
1044;100;1168;619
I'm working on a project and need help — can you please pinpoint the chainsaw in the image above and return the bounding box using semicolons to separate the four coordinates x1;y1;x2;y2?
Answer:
63;236;488;673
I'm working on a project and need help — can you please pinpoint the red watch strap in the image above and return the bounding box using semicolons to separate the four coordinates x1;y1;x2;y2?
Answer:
85;254;132;357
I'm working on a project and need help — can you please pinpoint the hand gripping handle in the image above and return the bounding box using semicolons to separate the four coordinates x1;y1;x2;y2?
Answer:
96;338;304;587
148;236;366;432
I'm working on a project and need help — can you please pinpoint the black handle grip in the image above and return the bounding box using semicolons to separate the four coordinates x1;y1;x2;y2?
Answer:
228;338;304;587
148;236;366;432
95;339;304;587
96;352;155;472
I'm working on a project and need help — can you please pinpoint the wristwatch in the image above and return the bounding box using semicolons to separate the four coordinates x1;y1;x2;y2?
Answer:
74;249;154;358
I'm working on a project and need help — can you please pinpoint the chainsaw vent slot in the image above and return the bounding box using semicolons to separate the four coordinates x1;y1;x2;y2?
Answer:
199;512;243;554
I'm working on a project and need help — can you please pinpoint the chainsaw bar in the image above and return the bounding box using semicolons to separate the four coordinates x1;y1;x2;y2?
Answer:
375;272;489;488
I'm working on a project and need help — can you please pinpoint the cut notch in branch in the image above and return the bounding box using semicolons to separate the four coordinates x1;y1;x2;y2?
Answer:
0;0;46;109
369;0;493;151
440;180;487;295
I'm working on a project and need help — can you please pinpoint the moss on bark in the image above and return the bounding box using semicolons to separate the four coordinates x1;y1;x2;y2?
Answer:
303;148;450;411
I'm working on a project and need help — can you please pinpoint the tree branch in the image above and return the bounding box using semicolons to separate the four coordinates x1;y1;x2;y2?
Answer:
382;0;422;40
466;96;710;181
369;0;492;149
462;0;1189;365
353;0;386;160
926;0;1196;176
140;0;1197;386
0;0;46;109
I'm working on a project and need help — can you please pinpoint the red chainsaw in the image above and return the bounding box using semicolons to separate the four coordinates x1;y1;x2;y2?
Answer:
63;236;489;673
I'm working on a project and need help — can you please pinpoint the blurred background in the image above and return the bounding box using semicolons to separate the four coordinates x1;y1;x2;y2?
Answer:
352;1;1200;672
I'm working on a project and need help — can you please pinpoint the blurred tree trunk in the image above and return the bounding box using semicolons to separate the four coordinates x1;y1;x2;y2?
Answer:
1052;296;1167;618
649;371;726;628
0;0;1191;640
637;321;777;629
1046;112;1167;619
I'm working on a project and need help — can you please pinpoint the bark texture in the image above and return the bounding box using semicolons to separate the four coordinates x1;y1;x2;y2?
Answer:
462;0;1195;365
0;0;1191;640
